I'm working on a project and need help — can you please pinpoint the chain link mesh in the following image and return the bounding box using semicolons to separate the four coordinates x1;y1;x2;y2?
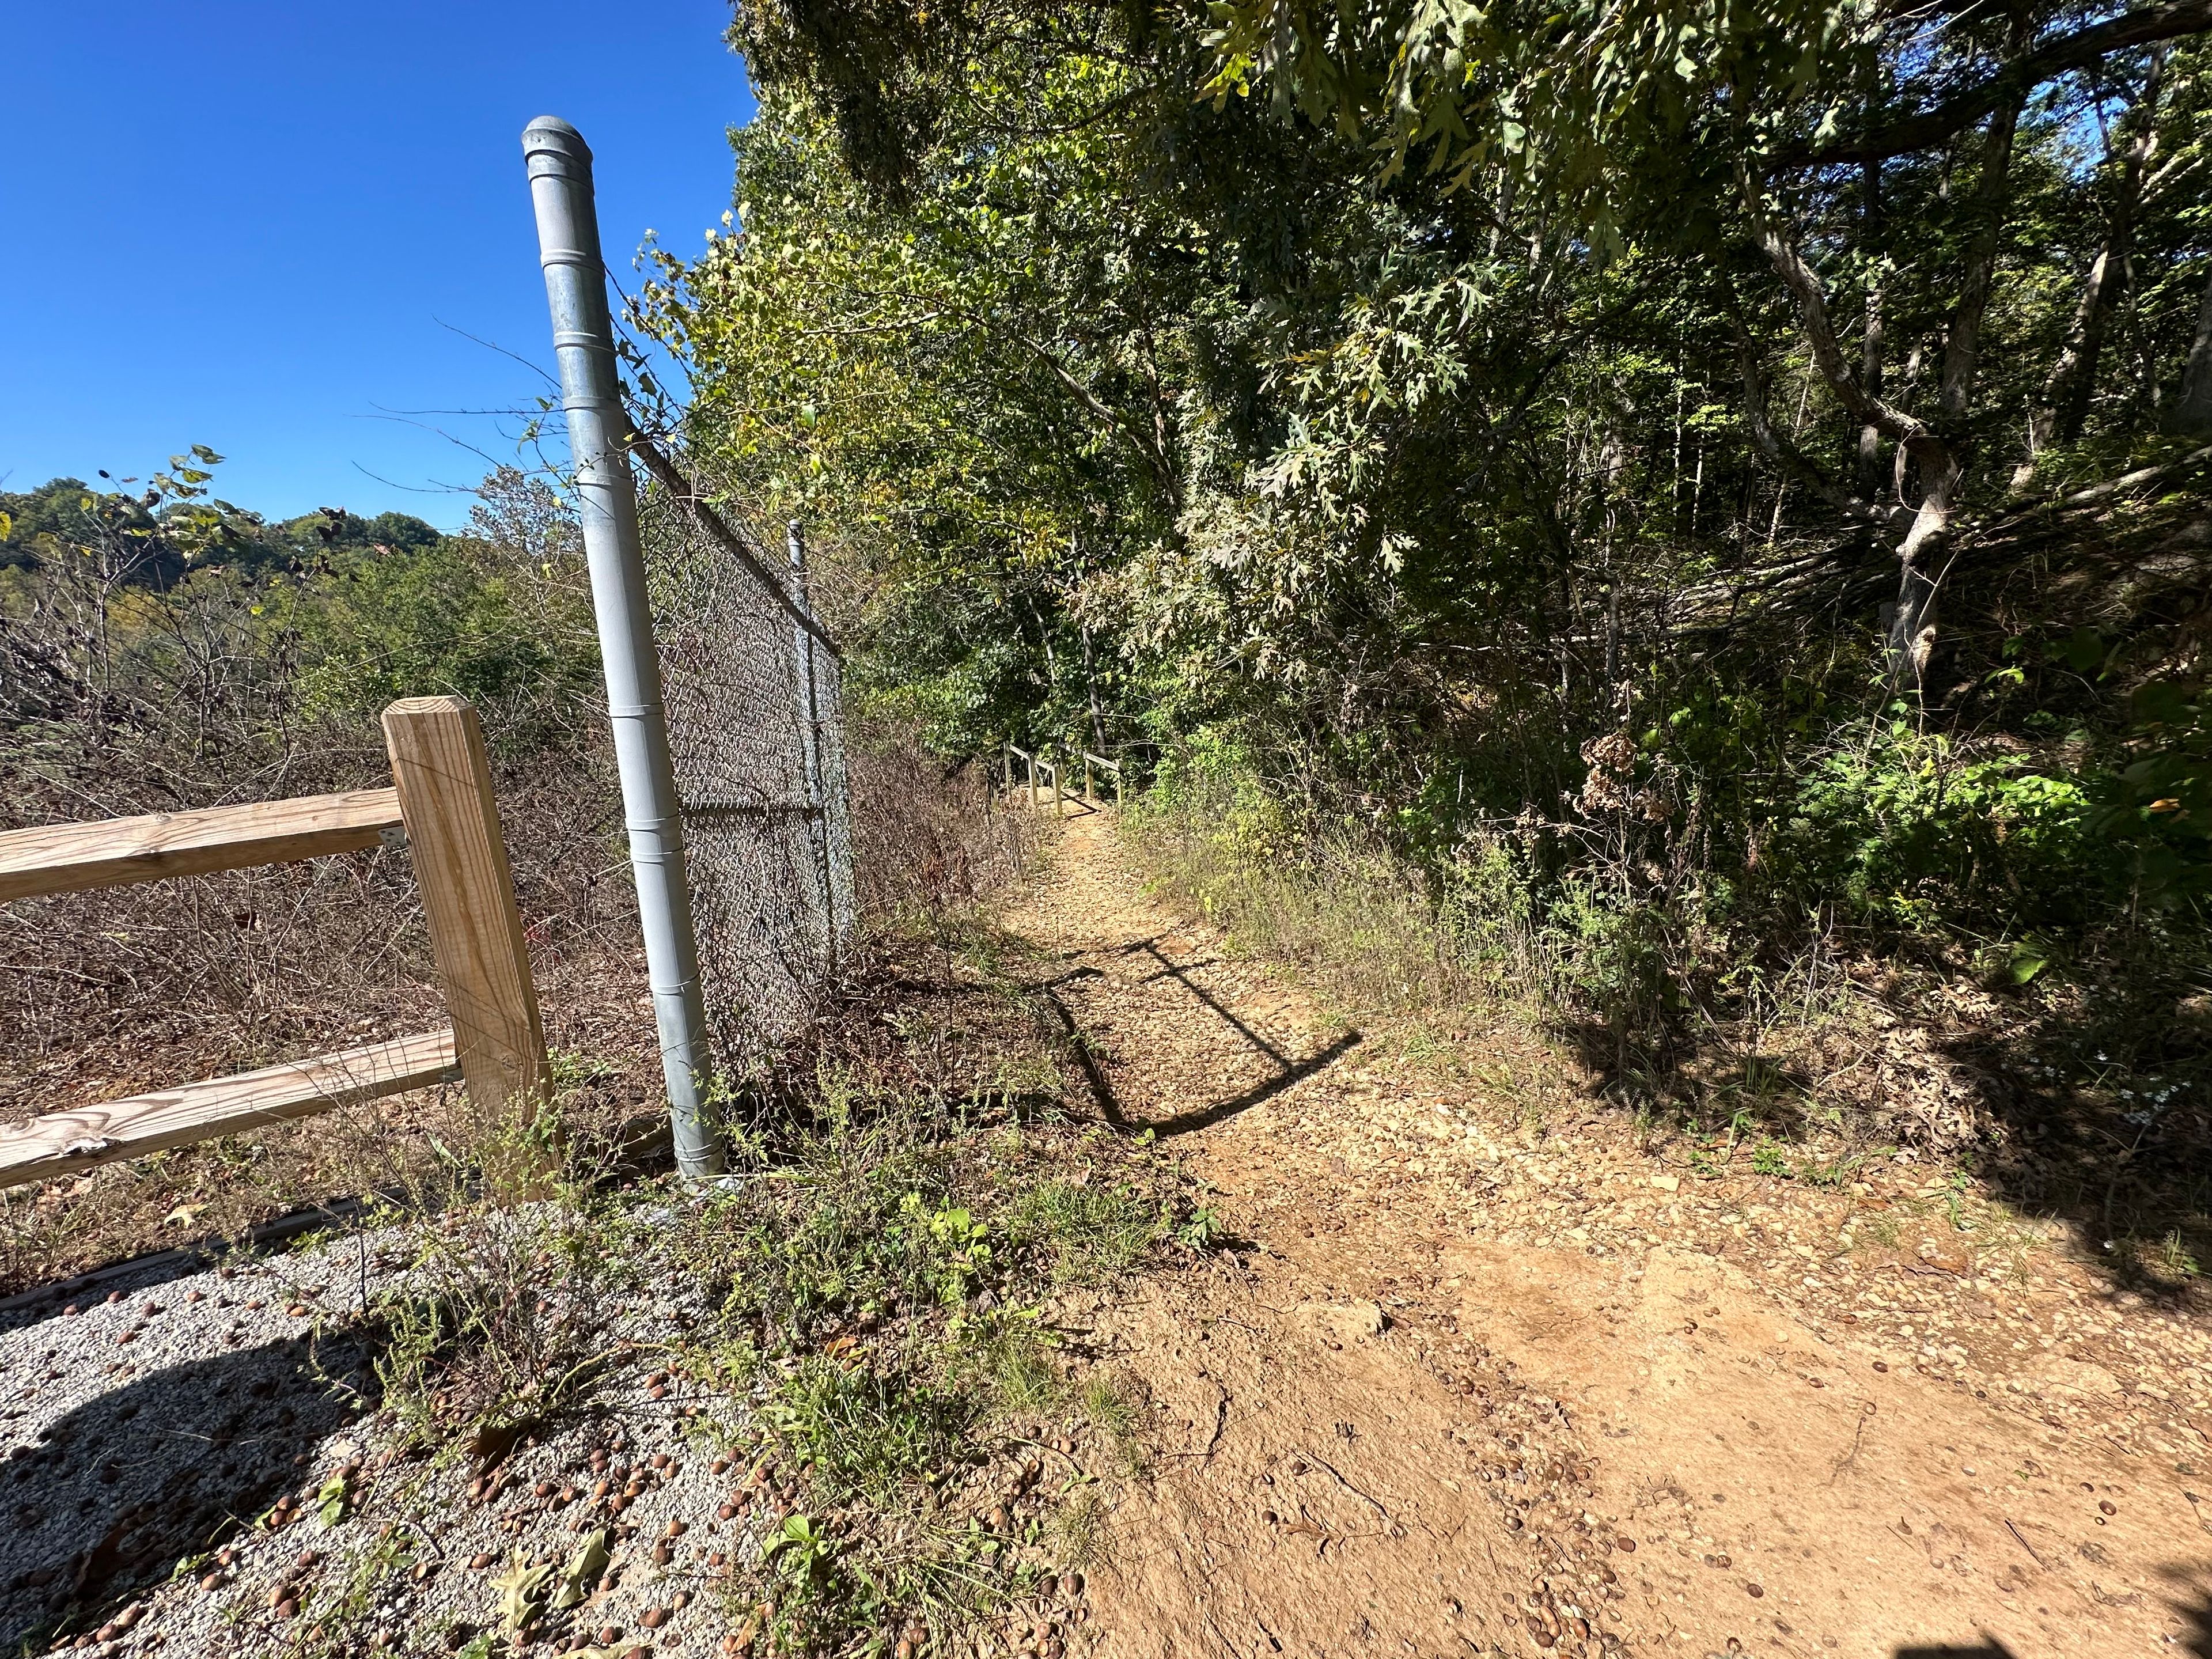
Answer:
639;491;854;1071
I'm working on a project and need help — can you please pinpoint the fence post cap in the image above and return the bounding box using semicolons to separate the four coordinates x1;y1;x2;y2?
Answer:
522;116;591;158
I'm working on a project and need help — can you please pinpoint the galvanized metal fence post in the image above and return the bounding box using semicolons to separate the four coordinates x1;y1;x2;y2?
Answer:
522;116;721;1176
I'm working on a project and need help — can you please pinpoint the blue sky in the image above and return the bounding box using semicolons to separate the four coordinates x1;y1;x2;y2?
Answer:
2;3;753;528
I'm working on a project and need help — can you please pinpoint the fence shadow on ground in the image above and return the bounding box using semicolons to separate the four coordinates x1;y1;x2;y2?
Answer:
1036;934;1365;1138
1147;1030;1366;1138
0;1329;376;1646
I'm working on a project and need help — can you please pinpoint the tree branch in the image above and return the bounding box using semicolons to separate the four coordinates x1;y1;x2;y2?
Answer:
1006;328;1184;510
1778;0;2212;167
1738;168;1940;463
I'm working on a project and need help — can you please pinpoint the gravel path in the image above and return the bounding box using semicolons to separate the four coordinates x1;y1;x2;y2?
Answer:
2;1220;759;1658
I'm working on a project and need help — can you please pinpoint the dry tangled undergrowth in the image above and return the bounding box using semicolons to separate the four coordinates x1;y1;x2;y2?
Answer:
0;746;661;1300
0;730;1021;1299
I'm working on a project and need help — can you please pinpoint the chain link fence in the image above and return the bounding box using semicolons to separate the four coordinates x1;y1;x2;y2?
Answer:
639;494;854;1072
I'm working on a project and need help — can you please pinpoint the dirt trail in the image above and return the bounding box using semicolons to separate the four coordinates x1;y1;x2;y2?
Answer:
1005;809;2212;1658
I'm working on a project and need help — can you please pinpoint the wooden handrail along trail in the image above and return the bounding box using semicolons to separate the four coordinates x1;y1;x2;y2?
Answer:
0;697;547;1191
1002;742;1124;813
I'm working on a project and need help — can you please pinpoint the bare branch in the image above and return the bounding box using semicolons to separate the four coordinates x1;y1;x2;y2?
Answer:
1779;0;2212;166
1724;300;1910;538
1738;170;1938;461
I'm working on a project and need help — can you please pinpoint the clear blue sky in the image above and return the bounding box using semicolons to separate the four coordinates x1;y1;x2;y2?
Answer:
2;2;754;528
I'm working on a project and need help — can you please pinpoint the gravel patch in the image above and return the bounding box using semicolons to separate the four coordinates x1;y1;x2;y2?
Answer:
1;1232;759;1658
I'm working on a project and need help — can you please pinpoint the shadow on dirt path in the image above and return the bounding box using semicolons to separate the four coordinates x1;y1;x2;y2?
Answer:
1005;811;2212;1658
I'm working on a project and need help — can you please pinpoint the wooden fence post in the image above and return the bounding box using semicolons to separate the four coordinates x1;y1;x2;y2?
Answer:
382;697;549;1122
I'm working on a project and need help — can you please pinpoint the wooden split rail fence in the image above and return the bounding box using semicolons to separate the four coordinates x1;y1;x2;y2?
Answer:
0;696;549;1192
1001;744;1123;813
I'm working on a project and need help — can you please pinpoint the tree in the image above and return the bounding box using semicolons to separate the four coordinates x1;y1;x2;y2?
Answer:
644;0;2210;1033
1205;0;2212;690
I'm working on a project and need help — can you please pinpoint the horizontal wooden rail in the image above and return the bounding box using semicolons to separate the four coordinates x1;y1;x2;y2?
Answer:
1082;752;1121;773
0;1029;460;1191
0;788;404;903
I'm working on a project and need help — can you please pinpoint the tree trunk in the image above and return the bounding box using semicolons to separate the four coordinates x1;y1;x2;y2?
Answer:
1857;161;1888;500
2057;252;2122;446
1080;618;1108;753
1886;471;1955;692
1935;101;2022;428
2017;53;2165;485
2014;253;2109;486
1884;84;2025;698
2062;54;2165;445
1743;66;2027;700
2176;262;2212;433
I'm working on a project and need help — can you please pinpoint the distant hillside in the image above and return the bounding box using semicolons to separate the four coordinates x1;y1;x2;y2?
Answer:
0;474;441;585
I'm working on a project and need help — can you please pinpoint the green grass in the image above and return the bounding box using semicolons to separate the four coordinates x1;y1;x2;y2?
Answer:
766;1357;971;1504
347;929;1196;1657
1003;1175;1166;1285
1077;1372;1149;1478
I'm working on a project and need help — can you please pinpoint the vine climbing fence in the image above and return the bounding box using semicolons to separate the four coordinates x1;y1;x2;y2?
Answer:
639;495;855;1072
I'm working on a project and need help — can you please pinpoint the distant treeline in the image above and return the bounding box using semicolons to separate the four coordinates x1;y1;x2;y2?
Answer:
0;474;442;586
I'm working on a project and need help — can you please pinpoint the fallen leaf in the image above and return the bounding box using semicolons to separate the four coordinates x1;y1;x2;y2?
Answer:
492;1555;556;1635
316;1471;353;1527
553;1529;613;1611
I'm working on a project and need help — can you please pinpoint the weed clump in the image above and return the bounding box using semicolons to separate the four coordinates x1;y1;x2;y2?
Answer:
332;933;1196;1657
660;1067;1184;1653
